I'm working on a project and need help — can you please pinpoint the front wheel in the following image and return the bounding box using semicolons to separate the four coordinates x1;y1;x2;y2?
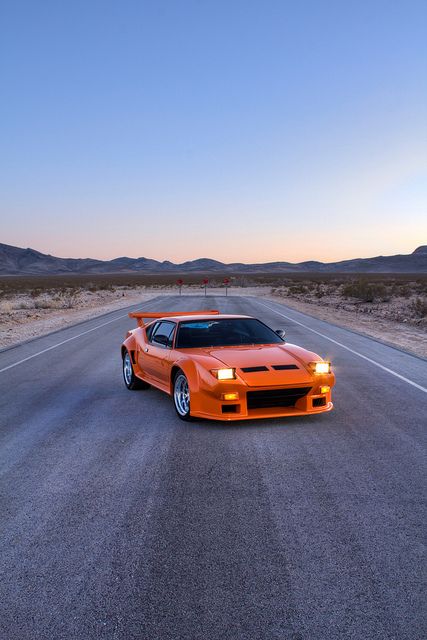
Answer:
173;372;192;421
122;351;150;390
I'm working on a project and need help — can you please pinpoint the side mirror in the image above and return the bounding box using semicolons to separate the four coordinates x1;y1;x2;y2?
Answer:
153;334;169;346
275;329;286;340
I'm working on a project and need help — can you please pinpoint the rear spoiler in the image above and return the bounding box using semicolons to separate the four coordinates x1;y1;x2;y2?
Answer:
128;309;219;328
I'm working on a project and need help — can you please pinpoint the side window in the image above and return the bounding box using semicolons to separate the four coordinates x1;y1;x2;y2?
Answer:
145;322;156;341
151;321;176;348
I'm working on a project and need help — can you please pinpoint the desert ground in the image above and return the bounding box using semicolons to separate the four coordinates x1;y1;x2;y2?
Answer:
0;274;426;357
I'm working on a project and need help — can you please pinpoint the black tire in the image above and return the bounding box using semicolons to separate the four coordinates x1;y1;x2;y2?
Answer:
173;370;192;421
122;351;150;390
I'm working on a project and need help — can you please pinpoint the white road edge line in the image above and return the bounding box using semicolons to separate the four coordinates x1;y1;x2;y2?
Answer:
0;313;130;374
256;299;427;394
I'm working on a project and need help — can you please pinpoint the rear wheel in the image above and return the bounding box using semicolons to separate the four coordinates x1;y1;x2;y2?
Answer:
173;371;192;421
122;351;150;390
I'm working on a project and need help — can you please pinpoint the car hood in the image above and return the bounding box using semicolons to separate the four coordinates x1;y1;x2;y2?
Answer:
205;344;313;387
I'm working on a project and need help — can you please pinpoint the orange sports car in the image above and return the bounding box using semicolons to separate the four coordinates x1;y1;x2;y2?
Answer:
121;310;335;421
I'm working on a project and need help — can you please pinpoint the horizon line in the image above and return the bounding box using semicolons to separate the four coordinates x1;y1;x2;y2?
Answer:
2;241;425;266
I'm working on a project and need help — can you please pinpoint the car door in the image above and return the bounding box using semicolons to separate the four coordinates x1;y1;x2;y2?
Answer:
138;320;176;390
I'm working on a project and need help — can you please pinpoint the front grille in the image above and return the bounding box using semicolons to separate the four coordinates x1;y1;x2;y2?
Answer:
247;387;311;409
271;364;298;370
241;366;268;372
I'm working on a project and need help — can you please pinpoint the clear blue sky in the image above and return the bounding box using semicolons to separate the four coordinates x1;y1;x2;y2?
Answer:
1;0;426;262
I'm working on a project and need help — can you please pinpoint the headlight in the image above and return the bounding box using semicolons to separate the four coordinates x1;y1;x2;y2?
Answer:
310;361;331;374
211;368;236;380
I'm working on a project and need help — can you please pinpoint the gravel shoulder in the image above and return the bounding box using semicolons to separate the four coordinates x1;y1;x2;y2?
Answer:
263;293;427;359
0;289;174;349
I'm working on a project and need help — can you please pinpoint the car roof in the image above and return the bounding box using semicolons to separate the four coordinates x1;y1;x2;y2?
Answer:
157;314;252;323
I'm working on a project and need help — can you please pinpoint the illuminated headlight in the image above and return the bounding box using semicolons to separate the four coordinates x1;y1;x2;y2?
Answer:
211;368;236;380
310;361;331;374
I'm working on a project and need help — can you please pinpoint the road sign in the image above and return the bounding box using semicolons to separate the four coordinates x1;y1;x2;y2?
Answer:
202;278;208;296
223;277;230;295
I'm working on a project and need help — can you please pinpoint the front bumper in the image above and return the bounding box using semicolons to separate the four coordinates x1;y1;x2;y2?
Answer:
189;376;335;421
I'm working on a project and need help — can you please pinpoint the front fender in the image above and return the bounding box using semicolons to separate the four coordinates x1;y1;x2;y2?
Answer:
171;356;243;415
171;357;202;395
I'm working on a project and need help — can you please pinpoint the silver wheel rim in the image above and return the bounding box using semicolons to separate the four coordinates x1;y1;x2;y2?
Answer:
174;374;190;416
123;352;133;385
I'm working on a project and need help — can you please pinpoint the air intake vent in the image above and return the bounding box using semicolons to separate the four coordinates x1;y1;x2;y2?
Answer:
222;404;239;413
241;366;269;372
271;364;298;370
247;387;311;409
312;397;326;407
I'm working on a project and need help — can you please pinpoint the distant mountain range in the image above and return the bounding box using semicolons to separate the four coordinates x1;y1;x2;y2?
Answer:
0;242;426;275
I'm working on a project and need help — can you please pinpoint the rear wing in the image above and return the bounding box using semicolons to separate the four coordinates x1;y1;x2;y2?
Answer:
128;309;219;328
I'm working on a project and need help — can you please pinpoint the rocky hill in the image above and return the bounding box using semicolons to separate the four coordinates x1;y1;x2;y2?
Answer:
0;243;426;275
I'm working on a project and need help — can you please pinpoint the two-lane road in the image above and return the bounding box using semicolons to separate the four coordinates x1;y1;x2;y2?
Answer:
0;295;425;640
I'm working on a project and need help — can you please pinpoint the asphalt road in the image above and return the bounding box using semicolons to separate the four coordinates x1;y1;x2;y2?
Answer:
0;295;426;640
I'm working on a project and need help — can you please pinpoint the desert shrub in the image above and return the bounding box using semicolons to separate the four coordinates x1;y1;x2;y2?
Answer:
13;301;35;310
341;280;388;302
409;297;427;318
315;284;325;298
398;285;411;298
271;287;286;297
289;284;308;295
34;299;52;309
60;291;79;308
0;301;13;313
415;281;427;295
34;296;64;309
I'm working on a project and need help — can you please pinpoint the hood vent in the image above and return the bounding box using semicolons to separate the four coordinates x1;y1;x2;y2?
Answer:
241;366;269;372
271;364;298;370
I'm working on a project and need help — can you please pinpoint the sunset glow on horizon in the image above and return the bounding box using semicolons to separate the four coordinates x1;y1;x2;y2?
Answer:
3;230;425;265
1;1;426;264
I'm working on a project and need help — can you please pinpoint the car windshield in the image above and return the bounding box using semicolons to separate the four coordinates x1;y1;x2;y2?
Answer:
175;318;283;348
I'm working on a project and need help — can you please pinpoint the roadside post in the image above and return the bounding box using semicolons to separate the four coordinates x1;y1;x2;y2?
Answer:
202;278;209;297
177;278;183;295
223;277;230;296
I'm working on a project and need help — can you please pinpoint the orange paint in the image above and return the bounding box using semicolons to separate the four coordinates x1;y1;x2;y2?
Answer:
122;312;335;421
